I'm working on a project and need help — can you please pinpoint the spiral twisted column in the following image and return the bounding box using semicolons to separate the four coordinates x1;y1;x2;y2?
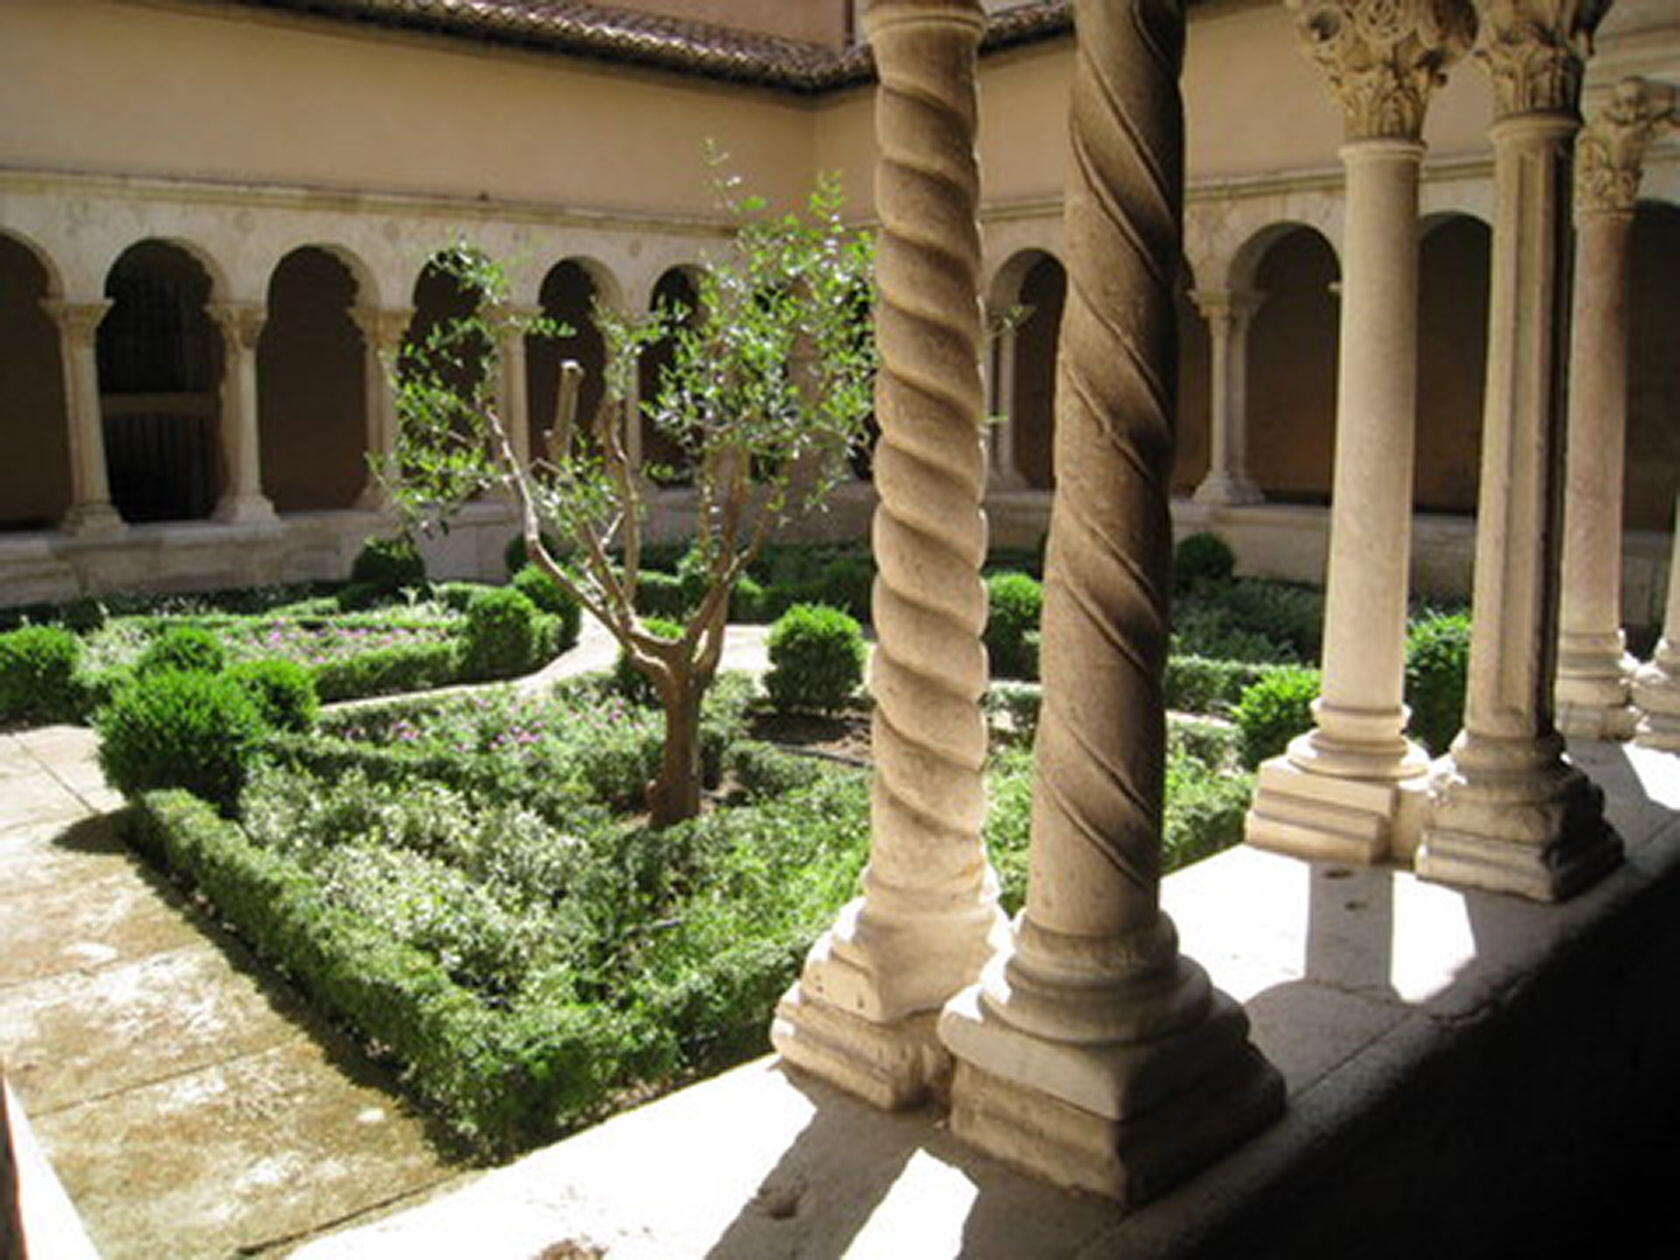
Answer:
1556;78;1677;740
772;0;1007;1111
1417;0;1622;902
939;0;1282;1204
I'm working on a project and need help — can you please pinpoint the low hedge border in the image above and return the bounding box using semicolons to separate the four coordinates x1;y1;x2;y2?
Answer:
124;791;631;1153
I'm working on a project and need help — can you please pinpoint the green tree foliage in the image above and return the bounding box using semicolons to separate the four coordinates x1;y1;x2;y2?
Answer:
384;155;876;825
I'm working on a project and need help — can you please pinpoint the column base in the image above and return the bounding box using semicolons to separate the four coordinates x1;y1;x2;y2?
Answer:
1632;658;1680;751
1244;741;1431;864
1555;635;1637;740
1192;472;1264;507
940;983;1284;1204
58;501;125;537
211;494;279;526
771;992;948;1111
771;895;1008;1109
1415;736;1622;902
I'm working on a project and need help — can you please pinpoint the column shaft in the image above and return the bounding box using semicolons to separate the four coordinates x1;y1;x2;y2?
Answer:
1191;290;1263;506
772;0;1006;1110
1633;497;1680;749
42;299;124;536
1417;1;1621;902
210;302;277;525
940;0;1281;1204
352;306;411;511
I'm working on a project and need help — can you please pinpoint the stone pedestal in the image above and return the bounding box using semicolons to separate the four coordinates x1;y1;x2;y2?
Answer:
1189;289;1263;507
41;299;125;537
1417;3;1621;902
1556;79;1676;740
1247;2;1473;864
939;0;1281;1204
208;301;278;526
773;0;1006;1109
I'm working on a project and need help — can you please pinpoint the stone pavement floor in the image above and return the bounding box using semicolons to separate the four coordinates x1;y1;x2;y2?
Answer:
0;619;779;1257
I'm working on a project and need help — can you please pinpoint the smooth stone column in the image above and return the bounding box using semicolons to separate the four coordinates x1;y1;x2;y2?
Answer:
1190;288;1264;507
772;0;1007;1110
987;318;1027;489
40;299;124;537
1556;79;1677;740
1417;0;1622;903
1633;498;1680;750
940;0;1282;1205
1247;0;1474;865
499;306;539;473
350;305;412;511
208;301;278;525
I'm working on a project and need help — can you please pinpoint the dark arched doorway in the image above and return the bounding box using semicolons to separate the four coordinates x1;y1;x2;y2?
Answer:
0;235;68;531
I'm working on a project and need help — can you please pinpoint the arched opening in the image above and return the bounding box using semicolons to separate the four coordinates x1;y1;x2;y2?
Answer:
403;251;492;477
529;260;611;461
1173;263;1211;496
259;247;365;512
1625;200;1680;531
1415;215;1490;515
1012;252;1066;490
639;267;701;483
0;234;69;531
99;240;222;522
1246;226;1339;504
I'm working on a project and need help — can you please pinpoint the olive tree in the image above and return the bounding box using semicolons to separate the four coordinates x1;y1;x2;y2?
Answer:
386;162;876;825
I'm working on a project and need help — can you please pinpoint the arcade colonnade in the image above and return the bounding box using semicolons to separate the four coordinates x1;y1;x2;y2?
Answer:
775;0;1680;1205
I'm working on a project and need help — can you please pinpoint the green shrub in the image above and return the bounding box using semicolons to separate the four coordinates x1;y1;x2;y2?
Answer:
730;574;770;623
350;534;426;592
1233;666;1321;769
311;640;461;703
634;571;693;620
985;572;1043;680
727;740;830;801
97;670;267;813
1174;531;1236;591
137;624;227;676
1165;655;1281;714
0;625;85;726
1406;612;1470;756
225;658;319;733
511;565;582;652
614;618;683;706
814;556;874;622
984;680;1042;745
765;604;866;714
461;588;541;681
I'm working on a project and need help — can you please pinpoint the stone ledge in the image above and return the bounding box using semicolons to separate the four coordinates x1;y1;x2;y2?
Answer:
289;739;1680;1257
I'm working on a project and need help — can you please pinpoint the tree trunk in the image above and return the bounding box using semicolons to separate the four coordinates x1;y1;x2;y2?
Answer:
648;669;705;827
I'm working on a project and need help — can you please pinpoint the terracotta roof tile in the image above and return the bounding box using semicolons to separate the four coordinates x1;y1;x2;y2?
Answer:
213;0;1076;92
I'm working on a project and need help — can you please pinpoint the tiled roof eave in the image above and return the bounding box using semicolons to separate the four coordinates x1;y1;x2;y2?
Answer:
209;0;1077;94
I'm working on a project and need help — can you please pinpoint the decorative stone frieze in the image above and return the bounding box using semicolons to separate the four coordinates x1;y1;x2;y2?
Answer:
1473;0;1609;119
1288;0;1476;141
772;0;1007;1110
40;298;125;537
1556;79;1677;740
939;0;1282;1204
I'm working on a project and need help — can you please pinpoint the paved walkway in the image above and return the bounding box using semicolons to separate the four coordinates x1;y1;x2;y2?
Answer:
0;621;774;1257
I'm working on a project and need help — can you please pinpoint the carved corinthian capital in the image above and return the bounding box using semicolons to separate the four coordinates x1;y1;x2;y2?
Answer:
1291;0;1476;140
1576;77;1679;216
1473;0;1611;118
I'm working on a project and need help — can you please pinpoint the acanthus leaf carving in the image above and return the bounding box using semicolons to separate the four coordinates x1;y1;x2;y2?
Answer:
1575;77;1679;216
1472;0;1612;118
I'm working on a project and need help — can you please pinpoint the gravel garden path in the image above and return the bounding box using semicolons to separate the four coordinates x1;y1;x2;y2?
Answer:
0;619;775;1257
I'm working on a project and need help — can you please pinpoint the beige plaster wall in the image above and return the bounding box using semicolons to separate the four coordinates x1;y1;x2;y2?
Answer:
0;0;815;214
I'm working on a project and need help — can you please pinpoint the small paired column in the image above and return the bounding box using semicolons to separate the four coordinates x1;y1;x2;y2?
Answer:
939;0;1281;1204
349;305;412;510
772;0;1007;1109
1634;498;1680;749
1417;0;1622;902
1555;78;1677;740
497;306;540;473
40;298;124;536
1246;0;1473;865
208;301;277;525
1190;288;1264;507
986;313;1027;489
